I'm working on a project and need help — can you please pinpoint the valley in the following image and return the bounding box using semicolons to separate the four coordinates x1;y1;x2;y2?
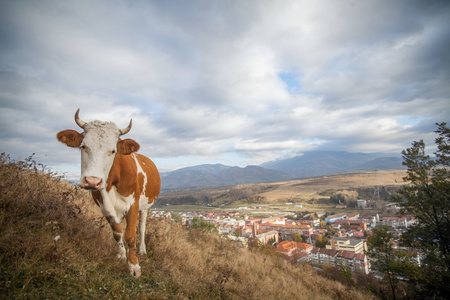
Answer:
156;169;407;213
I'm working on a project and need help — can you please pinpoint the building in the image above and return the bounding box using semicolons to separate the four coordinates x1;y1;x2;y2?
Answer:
276;241;313;262
336;250;370;274
310;247;370;274
255;231;279;245
259;222;314;238
326;237;366;253
357;199;367;209
346;212;360;220
325;213;347;223
333;220;367;230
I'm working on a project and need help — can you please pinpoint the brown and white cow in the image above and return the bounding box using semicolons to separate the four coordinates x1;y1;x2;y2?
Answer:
57;109;160;278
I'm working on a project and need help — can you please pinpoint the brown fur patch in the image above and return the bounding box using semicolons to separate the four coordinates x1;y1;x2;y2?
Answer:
117;139;140;155
56;130;84;148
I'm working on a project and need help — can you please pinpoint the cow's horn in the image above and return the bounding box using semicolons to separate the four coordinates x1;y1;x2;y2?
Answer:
75;108;87;129
119;119;132;135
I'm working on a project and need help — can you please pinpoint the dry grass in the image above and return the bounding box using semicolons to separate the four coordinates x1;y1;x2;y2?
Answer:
144;219;375;299
0;154;376;299
258;170;407;204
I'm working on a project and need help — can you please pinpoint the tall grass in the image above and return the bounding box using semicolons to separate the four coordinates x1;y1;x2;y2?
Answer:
0;154;374;299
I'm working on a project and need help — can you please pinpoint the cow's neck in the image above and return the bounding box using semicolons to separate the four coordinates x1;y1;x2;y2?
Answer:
97;154;138;224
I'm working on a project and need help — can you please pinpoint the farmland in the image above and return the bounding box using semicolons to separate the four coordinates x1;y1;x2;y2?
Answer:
156;170;407;212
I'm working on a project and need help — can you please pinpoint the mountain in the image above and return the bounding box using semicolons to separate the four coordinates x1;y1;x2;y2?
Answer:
261;151;405;178
161;151;405;190
347;156;404;171
161;164;291;190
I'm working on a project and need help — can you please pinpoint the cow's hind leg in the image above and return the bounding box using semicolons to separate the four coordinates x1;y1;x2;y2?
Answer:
138;209;148;255
125;205;141;278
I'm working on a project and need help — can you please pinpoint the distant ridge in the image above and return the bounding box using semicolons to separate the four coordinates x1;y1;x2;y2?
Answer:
161;151;405;190
161;164;290;190
261;151;405;178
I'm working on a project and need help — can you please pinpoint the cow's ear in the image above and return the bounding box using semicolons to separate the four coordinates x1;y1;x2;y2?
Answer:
117;138;140;155
57;130;84;148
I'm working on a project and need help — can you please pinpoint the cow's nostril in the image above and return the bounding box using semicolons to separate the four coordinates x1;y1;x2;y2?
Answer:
83;176;103;189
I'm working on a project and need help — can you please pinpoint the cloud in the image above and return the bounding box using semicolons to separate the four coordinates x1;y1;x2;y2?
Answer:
0;0;449;174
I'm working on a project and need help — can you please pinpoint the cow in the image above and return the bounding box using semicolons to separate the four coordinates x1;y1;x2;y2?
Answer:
57;109;161;278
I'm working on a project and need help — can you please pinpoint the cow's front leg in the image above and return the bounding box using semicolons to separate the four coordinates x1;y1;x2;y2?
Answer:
125;205;141;278
107;217;126;259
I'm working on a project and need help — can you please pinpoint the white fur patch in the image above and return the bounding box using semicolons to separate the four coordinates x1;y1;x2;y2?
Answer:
113;231;127;259
133;154;156;211
138;209;148;255
128;262;142;278
79;121;120;186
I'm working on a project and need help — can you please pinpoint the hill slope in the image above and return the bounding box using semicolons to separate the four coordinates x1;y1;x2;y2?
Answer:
0;154;375;299
161;164;291;190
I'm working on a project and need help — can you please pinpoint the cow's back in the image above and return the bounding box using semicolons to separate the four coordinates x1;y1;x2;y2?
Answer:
134;153;160;205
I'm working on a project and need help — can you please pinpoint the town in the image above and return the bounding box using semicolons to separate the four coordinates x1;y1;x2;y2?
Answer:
152;206;417;275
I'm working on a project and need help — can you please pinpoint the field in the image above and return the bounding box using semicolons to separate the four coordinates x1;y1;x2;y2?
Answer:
0;154;383;299
158;170;408;212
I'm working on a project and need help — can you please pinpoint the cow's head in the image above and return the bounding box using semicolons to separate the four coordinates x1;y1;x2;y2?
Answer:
57;109;139;190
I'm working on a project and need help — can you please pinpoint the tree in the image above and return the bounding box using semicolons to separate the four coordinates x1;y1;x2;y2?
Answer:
391;122;450;298
171;213;183;224
292;232;303;242
367;226;417;300
190;217;217;233
315;234;328;248
319;219;327;229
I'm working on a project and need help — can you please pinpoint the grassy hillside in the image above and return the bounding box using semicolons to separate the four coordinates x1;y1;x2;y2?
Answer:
0;154;375;299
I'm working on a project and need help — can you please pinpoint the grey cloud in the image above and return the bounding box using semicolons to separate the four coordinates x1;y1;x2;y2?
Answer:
0;0;449;172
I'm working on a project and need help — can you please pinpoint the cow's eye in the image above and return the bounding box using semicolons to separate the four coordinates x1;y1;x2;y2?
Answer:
111;150;116;154
80;145;86;150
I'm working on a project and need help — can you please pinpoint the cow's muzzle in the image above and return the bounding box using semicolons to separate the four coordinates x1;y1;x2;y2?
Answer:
81;176;103;190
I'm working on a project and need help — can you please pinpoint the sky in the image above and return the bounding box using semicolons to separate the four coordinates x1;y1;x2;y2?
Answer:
1;0;449;179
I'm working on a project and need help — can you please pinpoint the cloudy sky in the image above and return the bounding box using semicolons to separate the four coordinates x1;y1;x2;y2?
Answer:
1;0;449;178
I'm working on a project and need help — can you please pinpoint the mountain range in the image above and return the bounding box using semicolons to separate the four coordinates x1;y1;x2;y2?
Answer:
161;151;405;190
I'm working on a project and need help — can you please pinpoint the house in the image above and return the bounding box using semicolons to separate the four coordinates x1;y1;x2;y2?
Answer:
299;215;320;227
336;250;370;274
238;225;254;237
255;231;279;245
316;212;326;218
357;199;367;209
381;216;408;228
325;213;347;223
357;199;377;209
326;237;366;254
333;220;367;230
259;222;314;238
353;252;370;274
347;212;360;220
352;231;366;240
276;241;313;254
295;252;310;262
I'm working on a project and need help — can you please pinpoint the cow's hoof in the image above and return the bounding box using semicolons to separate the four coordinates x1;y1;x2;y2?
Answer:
132;268;142;278
138;250;147;256
128;263;141;278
